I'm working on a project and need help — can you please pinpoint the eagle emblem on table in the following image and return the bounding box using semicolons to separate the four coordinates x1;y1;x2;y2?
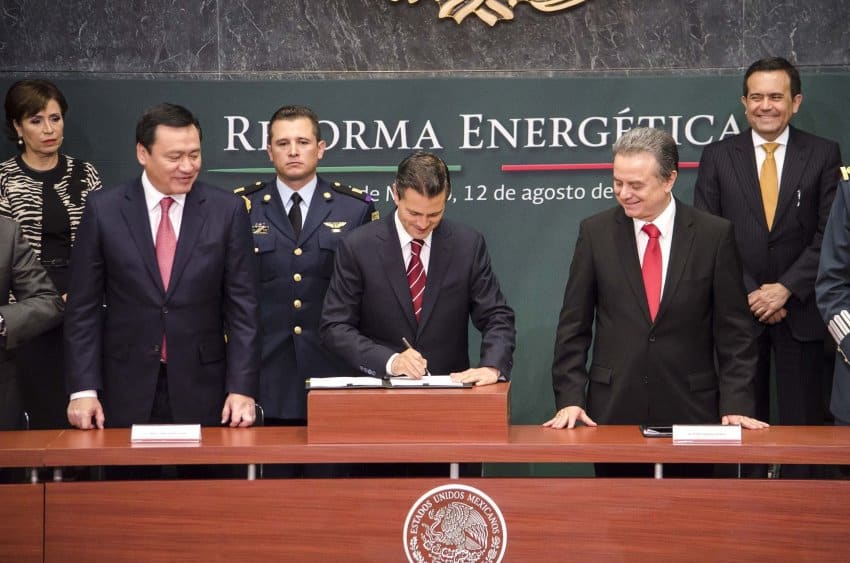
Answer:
390;0;587;26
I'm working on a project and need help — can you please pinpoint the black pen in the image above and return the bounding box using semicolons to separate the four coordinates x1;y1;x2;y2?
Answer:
401;337;431;377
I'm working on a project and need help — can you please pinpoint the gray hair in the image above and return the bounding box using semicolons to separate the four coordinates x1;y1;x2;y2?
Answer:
612;127;679;181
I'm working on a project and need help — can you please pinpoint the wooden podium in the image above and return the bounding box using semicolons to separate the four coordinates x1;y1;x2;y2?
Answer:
307;381;510;443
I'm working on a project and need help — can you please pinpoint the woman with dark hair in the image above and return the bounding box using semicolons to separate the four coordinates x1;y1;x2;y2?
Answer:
0;79;101;429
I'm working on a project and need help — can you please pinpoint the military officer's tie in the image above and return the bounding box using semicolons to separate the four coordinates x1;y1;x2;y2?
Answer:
760;142;780;230
407;239;426;322
641;223;662;322
156;197;177;362
288;192;303;238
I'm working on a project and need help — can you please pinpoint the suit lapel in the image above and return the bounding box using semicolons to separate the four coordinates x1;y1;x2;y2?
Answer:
120;179;164;293
775;126;807;228
416;221;451;336
655;199;695;324
167;184;207;297
377;214;418;332
614;208;652;323
263;184;295;242
299;180;332;243
731;131;766;226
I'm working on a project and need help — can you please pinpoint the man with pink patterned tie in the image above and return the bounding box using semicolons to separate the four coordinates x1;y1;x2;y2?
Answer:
65;103;260;430
545;127;766;476
320;151;514;386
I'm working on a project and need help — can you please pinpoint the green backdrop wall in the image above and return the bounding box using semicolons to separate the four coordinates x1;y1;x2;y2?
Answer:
1;74;847;429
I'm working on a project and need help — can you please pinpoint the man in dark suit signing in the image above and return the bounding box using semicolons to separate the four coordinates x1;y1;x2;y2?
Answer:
694;57;841;477
320;151;515;386
545;127;767;477
65;103;260;430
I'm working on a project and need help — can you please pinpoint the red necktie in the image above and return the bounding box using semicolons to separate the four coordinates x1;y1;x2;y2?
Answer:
641;223;662;321
407;239;426;321
156;197;177;361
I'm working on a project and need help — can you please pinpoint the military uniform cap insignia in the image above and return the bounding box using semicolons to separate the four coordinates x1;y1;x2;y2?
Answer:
324;221;348;233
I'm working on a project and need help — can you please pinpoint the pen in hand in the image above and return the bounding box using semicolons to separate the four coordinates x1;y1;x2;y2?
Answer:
401;337;431;377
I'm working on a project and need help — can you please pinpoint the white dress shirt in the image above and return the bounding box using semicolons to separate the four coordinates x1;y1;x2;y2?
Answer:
752;126;790;192
70;172;186;400
385;210;434;375
632;195;676;299
276;176;317;227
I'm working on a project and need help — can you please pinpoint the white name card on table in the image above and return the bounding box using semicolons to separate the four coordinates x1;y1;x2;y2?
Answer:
130;424;202;443
672;424;741;444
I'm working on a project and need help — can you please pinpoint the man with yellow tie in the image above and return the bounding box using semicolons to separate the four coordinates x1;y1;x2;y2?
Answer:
694;57;843;478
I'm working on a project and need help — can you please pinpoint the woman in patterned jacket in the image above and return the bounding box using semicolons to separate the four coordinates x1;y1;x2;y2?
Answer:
1;79;101;429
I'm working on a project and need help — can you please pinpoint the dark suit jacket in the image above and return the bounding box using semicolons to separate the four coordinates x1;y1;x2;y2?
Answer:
693;126;841;341
65;179;260;427
0;217;64;429
552;200;756;425
816;180;850;421
320;214;515;379
244;176;375;419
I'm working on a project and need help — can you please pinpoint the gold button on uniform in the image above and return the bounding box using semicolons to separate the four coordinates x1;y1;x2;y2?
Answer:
293;299;302;309
294;248;303;256
293;326;302;335
293;273;302;282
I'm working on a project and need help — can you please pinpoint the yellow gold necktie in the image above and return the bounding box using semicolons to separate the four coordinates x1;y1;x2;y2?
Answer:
760;142;779;230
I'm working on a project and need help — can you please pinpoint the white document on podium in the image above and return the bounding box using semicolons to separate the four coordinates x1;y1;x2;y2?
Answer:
307;376;385;389
389;375;468;388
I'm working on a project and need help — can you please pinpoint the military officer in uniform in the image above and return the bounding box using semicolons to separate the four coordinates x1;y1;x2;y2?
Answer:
817;168;850;428
235;105;377;429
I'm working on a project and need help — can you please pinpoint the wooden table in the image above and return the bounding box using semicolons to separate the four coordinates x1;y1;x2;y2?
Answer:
1;425;848;562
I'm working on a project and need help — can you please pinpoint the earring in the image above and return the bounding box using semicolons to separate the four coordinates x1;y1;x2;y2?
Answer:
17;137;23;146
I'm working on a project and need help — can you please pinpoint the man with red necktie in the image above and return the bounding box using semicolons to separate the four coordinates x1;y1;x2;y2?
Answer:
320;151;515;387
545;127;767;477
65;103;260;430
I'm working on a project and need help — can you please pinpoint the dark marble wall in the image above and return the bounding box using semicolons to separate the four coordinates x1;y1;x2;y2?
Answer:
0;0;847;78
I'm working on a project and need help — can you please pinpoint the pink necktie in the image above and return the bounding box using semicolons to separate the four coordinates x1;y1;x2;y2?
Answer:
156;197;176;361
407;239;426;322
641;223;662;321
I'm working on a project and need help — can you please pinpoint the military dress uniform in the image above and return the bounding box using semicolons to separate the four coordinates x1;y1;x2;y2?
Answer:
235;177;377;421
817;175;850;424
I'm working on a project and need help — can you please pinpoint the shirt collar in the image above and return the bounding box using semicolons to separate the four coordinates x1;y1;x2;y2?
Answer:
276;175;318;208
141;170;187;212
751;126;790;148
634;195;676;237
393;210;433;249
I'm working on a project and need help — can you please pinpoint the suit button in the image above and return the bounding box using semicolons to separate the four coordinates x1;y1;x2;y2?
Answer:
162;307;168;314
152;344;160;353
649;335;656;342
254;247;259;254
294;248;303;256
293;326;302;335
293;299;302;309
293;273;302;282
